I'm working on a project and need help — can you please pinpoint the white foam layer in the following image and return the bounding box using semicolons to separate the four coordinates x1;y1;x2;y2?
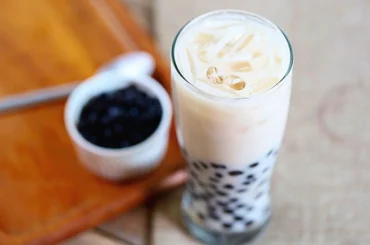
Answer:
175;13;290;98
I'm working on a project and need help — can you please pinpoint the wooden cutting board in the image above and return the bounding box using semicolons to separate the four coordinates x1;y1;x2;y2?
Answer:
0;1;184;244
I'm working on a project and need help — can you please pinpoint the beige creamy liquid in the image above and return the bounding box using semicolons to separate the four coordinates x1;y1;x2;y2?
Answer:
173;12;292;165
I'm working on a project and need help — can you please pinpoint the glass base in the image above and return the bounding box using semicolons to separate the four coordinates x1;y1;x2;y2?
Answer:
181;190;270;245
181;210;269;245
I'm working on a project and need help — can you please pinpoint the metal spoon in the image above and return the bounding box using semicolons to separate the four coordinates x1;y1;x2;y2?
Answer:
0;52;155;114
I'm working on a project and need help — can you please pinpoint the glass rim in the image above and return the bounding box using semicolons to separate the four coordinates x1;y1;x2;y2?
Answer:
170;9;294;101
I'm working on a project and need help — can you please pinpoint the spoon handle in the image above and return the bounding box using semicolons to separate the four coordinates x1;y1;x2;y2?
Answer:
0;82;79;114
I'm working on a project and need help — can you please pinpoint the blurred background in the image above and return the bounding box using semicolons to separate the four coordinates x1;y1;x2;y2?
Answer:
0;0;369;245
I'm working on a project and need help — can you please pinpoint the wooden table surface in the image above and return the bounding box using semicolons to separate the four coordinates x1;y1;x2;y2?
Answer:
5;0;370;244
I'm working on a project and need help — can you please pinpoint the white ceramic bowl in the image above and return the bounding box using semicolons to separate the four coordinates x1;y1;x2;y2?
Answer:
64;72;172;181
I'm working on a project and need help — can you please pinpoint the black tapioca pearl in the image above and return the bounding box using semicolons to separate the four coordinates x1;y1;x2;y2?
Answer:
215;172;223;178
211;163;227;169
249;162;259;168
267;149;273;157
193;162;201;171
217;200;227;207
204;192;214;199
192;193;201;200
223;184;234;190
245;220;253;227
237;189;247;193
208;205;216;212
189;170;198;179
229;198;238;203
223;223;232;229
209;176;219;183
229;170;244;176
236;204;246;209
255;192;263;199
234;216;243;221
210;184;217;190
200;161;208;169
247;174;255;179
242;180;251;186
223;208;233;214
262;167;269;173
216;190;228;197
197;212;205;221
209;212;220;220
247;206;254;211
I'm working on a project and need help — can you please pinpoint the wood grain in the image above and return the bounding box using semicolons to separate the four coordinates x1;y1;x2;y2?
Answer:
0;0;184;244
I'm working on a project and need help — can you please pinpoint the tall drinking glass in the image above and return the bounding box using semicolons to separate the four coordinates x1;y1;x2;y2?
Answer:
171;10;293;245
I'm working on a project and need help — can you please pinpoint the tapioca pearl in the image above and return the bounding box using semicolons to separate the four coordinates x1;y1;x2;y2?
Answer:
245;175;257;184
223;184;234;190
242;180;252;186
223;207;234;215
249;162;259;168
214;172;223;178
222;223;232;230
216;200;228;207
255;192;264;199
197;180;206;188
191;192;202;200
246;174;255;179
209;176;219;183
228;170;244;176
266;149;273;157
193;161;202;171
211;163;227;169
199;161;209;169
197;212;206;221
245;220;254;227
205;192;215;200
190;170;198;180
228;198;238;204
215;189;228;197
207;204;216;213
234;215;244;221
262;167;269;173
209;211;220;221
247;206;254;212
209;183;217;190
237;188;248;193
236;203;246;209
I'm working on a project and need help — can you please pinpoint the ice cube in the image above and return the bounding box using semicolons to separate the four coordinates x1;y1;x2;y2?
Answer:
229;61;252;72
224;75;246;90
206;67;223;84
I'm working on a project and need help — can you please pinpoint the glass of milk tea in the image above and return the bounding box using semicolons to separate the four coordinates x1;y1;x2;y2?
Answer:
171;10;293;245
